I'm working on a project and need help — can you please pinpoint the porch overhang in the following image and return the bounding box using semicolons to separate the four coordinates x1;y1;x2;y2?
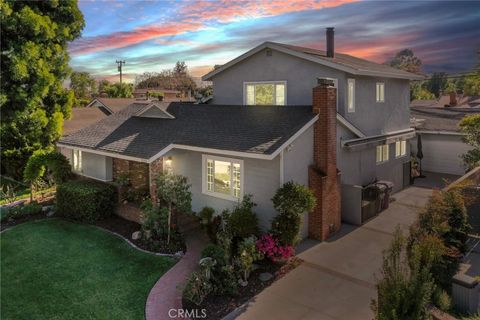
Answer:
341;128;416;151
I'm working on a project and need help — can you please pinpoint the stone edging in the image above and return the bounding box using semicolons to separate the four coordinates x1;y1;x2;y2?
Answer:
92;225;181;258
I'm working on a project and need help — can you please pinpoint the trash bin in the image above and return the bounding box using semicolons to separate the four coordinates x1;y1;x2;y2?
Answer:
375;181;394;211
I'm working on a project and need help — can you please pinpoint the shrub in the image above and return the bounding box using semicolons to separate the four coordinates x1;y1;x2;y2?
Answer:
371;228;435;320
234;236;263;282
225;195;259;239
56;180;117;223
198;207;222;243
0;202;42;222
256;234;294;263
409;188;469;290
432;288;452;312
201;244;226;266
271;182;316;246
212;265;238;296
182;271;213;306
272;181;316;216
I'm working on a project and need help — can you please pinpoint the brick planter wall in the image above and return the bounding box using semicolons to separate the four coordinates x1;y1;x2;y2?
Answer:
308;84;342;240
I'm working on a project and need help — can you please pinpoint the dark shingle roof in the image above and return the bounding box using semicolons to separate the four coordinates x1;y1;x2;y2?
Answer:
59;103;316;159
273;42;421;79
62;107;108;136
410;107;480;132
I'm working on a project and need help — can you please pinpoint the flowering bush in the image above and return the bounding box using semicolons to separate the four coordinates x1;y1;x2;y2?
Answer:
256;234;294;262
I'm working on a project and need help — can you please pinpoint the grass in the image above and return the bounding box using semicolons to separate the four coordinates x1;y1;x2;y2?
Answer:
1;219;176;320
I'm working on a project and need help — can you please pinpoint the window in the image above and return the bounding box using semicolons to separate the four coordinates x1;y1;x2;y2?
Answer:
376;144;389;163
395;140;407;158
376;82;385;102
73;149;82;172
244;81;286;105
203;155;243;201
347;79;355;112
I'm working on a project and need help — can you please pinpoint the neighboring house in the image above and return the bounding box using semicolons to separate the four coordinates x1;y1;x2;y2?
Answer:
411;93;480;109
133;88;181;101
62;107;108;136
57;28;422;240
410;105;479;175
86;98;136;115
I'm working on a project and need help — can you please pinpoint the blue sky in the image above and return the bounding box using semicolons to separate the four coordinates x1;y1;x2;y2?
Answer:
69;0;480;83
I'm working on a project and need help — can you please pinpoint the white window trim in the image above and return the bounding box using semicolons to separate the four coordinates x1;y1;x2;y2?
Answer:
201;154;244;202
376;144;390;164
243;81;287;106
347;78;355;113
376;82;385;103
395;140;407;158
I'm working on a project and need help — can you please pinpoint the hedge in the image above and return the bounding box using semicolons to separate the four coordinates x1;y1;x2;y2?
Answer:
56;180;117;223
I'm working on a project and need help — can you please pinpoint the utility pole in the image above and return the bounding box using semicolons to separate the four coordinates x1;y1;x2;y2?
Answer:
116;60;125;83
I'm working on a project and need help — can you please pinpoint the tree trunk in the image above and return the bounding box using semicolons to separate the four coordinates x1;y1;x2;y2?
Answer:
167;203;172;245
30;182;33;202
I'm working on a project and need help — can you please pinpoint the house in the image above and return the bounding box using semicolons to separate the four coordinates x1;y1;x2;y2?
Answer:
57;28;422;240
411;93;480;109
85;98;136;115
410;105;479;175
62;107;108;136
62;98;136;136
132;88;181;101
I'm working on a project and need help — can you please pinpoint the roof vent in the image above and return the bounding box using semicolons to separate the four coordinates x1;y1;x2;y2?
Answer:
326;27;334;58
266;48;272;56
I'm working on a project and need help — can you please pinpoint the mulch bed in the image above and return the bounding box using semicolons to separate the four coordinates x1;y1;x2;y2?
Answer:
95;215;186;255
0;213;50;232
183;257;303;320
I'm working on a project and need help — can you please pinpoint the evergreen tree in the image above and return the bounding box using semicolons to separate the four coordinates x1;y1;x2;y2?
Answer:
1;0;84;178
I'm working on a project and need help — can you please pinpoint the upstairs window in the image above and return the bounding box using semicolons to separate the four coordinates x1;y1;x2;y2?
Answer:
395;140;407;158
347;79;355;112
244;81;286;105
73;149;83;172
202;155;243;201
376;82;385;102
376;144;389;164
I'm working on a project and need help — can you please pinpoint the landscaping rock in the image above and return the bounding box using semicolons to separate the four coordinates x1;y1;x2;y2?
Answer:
46;210;55;217
42;205;54;213
131;231;141;240
238;279;248;287
259;272;273;282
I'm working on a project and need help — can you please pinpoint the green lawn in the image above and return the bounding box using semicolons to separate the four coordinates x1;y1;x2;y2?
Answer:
1;219;176;320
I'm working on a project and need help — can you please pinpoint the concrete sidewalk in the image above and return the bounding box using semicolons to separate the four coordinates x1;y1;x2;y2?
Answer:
232;187;433;320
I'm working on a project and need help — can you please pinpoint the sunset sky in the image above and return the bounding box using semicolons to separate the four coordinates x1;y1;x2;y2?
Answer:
69;0;480;83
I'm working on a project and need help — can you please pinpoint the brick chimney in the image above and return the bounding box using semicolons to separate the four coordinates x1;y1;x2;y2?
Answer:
449;92;457;106
308;82;341;240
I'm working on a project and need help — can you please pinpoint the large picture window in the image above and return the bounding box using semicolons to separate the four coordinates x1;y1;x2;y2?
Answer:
244;81;286;106
202;155;243;201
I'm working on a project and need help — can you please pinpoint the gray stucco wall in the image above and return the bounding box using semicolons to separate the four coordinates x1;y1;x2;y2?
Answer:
337;125;410;193
58;147;113;182
164;149;281;233
411;133;471;175
282;125;314;238
210;47;411;136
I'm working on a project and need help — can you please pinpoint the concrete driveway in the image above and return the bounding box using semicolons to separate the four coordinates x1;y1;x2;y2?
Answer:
231;187;433;320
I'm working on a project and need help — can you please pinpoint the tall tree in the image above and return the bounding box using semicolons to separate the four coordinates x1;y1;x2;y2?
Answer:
70;71;97;100
104;83;133;98
459;113;480;171
386;49;423;74
135;61;197;95
1;0;84;178
425;72;448;98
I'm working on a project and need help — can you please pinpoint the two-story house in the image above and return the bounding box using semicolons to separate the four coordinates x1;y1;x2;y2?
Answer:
57;28;422;241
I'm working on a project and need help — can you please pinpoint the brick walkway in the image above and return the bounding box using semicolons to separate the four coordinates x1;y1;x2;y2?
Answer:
145;229;209;320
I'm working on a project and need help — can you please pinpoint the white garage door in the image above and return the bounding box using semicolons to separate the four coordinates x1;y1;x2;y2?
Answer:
411;133;471;175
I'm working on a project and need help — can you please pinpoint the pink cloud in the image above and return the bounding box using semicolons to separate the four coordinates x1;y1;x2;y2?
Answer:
70;0;358;56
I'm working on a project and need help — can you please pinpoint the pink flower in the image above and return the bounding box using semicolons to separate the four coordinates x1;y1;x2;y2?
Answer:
256;234;294;262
